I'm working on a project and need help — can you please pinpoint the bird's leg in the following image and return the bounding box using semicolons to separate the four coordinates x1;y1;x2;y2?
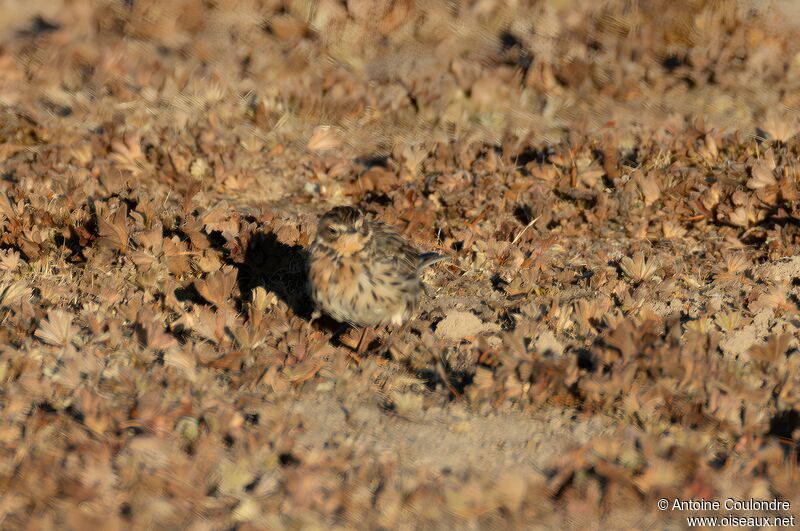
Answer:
349;327;369;365
378;322;409;360
355;327;368;354
356;326;368;356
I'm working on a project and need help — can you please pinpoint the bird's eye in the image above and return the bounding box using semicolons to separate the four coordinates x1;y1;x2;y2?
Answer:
327;226;338;235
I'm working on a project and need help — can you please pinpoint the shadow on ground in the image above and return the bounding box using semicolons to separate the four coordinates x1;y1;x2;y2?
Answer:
234;231;314;320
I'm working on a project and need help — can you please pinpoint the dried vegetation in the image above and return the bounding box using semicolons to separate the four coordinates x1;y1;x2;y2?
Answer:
1;0;800;528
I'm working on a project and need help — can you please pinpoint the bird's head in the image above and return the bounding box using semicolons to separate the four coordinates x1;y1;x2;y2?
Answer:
315;206;370;256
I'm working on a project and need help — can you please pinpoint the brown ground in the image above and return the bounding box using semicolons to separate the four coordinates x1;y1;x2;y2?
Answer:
1;0;800;529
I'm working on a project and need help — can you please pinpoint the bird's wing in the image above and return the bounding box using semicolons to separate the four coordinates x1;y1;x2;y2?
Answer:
370;223;422;276
371;222;445;274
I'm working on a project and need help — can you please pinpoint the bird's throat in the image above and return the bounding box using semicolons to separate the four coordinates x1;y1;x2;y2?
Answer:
332;233;366;256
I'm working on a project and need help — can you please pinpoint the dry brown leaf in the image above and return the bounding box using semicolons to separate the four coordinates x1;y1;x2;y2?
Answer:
748;334;790;364
747;159;777;189
761;109;800;143
307;125;341;152
35;309;78;347
619;253;659;282
110;132;147;172
96;203;130;254
195;266;237;308
633;172;661;206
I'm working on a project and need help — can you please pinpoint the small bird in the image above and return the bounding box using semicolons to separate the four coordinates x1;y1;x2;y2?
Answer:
308;206;444;354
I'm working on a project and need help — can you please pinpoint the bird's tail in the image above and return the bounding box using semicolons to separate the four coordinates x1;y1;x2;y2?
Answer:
417;252;447;270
